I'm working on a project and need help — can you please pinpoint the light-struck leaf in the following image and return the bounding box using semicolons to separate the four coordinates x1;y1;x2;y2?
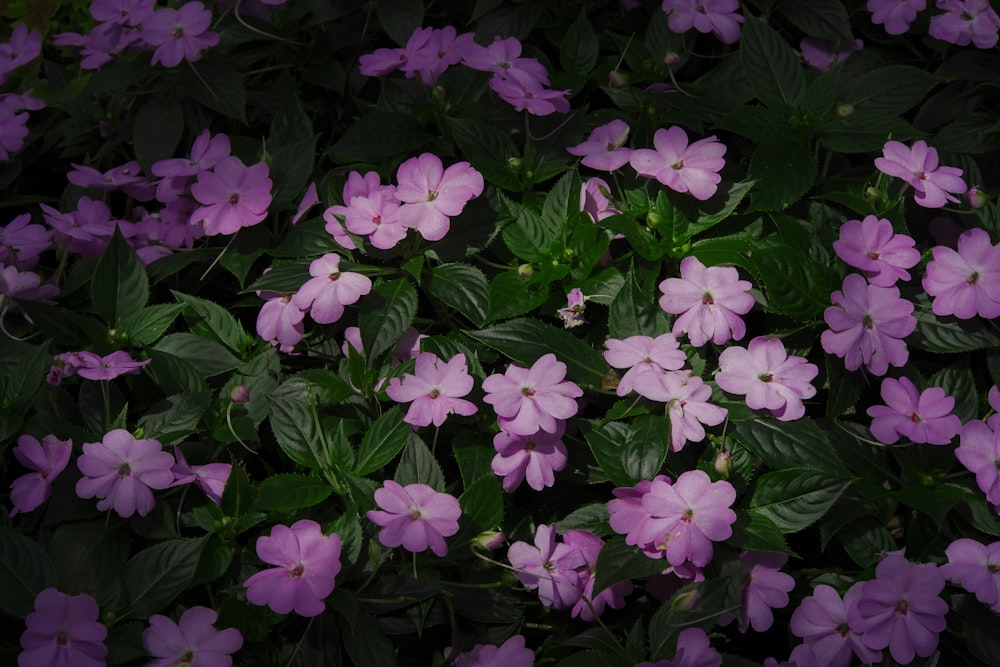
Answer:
254;474;334;512
459;475;504;530
750;468;852;532
153;333;242;377
359;279;418;362
730;418;850;475
355;406;411;476
138;392;211;443
427;263;489;326
747;140;817;212
172;291;247;354
123;303;185;346
394;434;446;492
121;538;204;619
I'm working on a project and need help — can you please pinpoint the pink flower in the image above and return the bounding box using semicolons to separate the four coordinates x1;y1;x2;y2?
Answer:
323;170;383;250
922;228;1000;320
0;265;59;306
142;1;220;67
343;187;407;250
866;376;962;445
507;524;587;609
630;126;727;200
143;606;243;667
491;423;568;492
190;156;272;236
366;481;461;557
658;255;755;347
73;350;151;381
660;372;727;451
848;554;947;665
716;336;818;422
290;253;372;324
661;0;745;43
400;26;475;85
557;288;587;328
0;24;43;81
799;37;863;71
444;635;535;667
634;627;722;667
481;353;584;436
580;177;621;224
18;588;107;667
461;36;546;83
567;120;633;171
386;352;477;428
9;434;72;517
956;419;1000;504
790;583;882;667
243;519;342;617
608;476;671;558
151;128;231;179
75;429;175;518
929;0;1000;48
0;213;52;268
833;215;920;287
603;334;687;400
726;551;795;633
874;139;967;208
488;74;570;116
171;447;231;505
67;160;153;200
820;273;916;376
256;292;306;352
941;538;1000;612
867;0;927;35
563;529;632;621
395;153;484;241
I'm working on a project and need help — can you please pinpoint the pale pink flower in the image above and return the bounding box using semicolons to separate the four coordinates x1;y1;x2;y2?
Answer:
866;376;962;445
660;371;727;451
256;292;305;353
956;419;1000;505
658;255;754;347
481;353;584;436
491;423;568;492
290;253;372;324
395;153;484;241
323;171;383;251
867;0;927;35
386;352;477;427
366;481;461;557
661;0;744;43
9;434;72;517
488;75;570;116
630;126;726;200
143;606;243;667
557;288;587;329
343;187;407;250
171;447;231;505
74;350;151;380
603;334;687;400
567;119;633;171
922;227;1000;320
75;429;175;518
716;336;818;421
874;139;967;208
507;524;586;609
833;215;920;287
580;177;622;224
190;156;272;236
564;529;632;621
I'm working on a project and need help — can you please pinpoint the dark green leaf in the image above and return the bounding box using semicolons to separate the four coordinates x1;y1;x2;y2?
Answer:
395;434;445;492
221;459;252;518
750;468;852;532
332;112;432;163
730;511;793;554
730;418;850;475
92;228;149;327
0;527;57;617
896;483;967;526
929;367;977;423
593;536;673;596
427;263;489;326
500;192;560;261
747;140;817;212
359;279;418;362
740;17;806;109
911;308;1000;353
171;291;247;354
133;95;183;172
609;263;669;339
754;243;839;319
780;0;854;40
445;116;518;164
138;392;211;443
817;112;924;153
122;538;204;619
558;503;612;537
152;333;242;377
123;303;185;346
293;369;357;405
459;475;504;530
377;0;423;45
341;610;399;667
583;418;669;487
270;218;342;258
244;259;311;294
254;474;334;512
837;517;896;567
825;356;866;419
184;62;247;123
844;65;939;114
560;10;598;75
267;379;322;468
685;180;755;239
147;350;208;394
355;406;411;476
269;138;315;210
485;271;551;322
1;343;47;407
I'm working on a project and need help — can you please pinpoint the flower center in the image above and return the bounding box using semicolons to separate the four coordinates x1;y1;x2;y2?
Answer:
836;622;850;637
909;412;922;422
428;388;440;399
758;373;773;383
177;649;195;666
867;251;880;260
228;193;240;205
524;439;536;451
427;190;438;201
372;214;382;225
680;508;694;523
118;462;132;478
328;273;340;281
989;563;1000;574
968;271;980;285
701;292;714;306
55;630;68;646
521;386;536;397
671;160;685;170
915;171;926;181
408;507;423;520
289;563;305;578
862;314;874;330
893;599;909;616
171;26;185;38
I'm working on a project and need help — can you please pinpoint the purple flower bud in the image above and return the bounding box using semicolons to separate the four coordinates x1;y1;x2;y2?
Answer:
714;451;732;478
967;185;989;209
231;385;251;404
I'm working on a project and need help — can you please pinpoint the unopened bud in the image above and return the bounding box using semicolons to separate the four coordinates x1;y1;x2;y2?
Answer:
966;185;989;209
474;530;505;550
608;69;628;88
663;52;681;69
670;589;701;612
835;102;854;118
646;211;663;229
231;385;251;404
714;451;732;478
507;156;523;171
517;263;533;278
864;186;882;202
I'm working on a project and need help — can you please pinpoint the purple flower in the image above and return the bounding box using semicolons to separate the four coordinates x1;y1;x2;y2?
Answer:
366;481;461;557
400;26;474;85
630;127;727;201
343;186;407;250
874;139;967;208
395;153;484;241
291;181;320;225
833;215;920;287
482;353;584;436
956;419;1000;504
386;352;478;428
90;0;155;26
142;1;220;67
67;160;154;201
0;265;59;306
444;635;535;667
929;0;1000;48
243;519;342;617
0;24;43;81
461;36;544;81
143;606;243;667
151;129;231;180
566;119;633;171
629;470;737;567
603;334;687;400
790;582;882;667
866;376;962;445
820;273;916;376
849;554;948;664
9;434;72;517
922;227;1000;320
324;170;383;250
799;37;863;71
190;156;272;236
256;292;305;352
0;213;52;268
563;529;632;621
730;551;795;633
661;0;744;43
171;447;231;505
40;197;116;258
660;372;727;451
488;74;570;116
0;102;29;160
868;0;927;34
492;423;568;492
73;350;151;381
290;253;372;324
18;588;107;667
607;476;669;557
75;429;175;518
580;177;622;224
716;336;818;421
941;538;1000;611
634;627;722;667
658;255;755;347
507;524;587;609
557;288;587;329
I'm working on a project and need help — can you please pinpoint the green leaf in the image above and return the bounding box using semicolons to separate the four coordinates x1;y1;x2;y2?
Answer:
837;517;896;567
929;367;978;423
123;303;185;346
747;140;817;212
254;474;334;512
689;237;757;273
395;434;445;492
122;538;204;619
92;228;149;327
244;258;311;294
896;483;967;526
293;369;357;405
0;342;47;407
221;458;252;518
332;112;432;163
355;406;411;476
583;419;669;487
560;10;598;75
267;379;322;469
685;180;755;240
49;522;127;610
152;333;242;377
0;527;57;617
485;271;551;322
468;318;609;388
427;263;489;326
341;609;398;667
269;138;315;211
138;392;211;443
731;511;793;554
133;95;183;172
359;278;418;362
825;356;865;419
911;308;1000;353
609;263;669;339
598;212;668;261
780;0;854;40
593;536;674;596
558;503;612;537
817;112;924;153
459;475;504;530
740;17;806;109
271;218;342;258
754;243;839;319
183;62;247;123
445;116;518;164
730;418;850;475
844;65;939;114
172;291;247;354
500;192;560;261
750;468;852;532
147;350;208;394
377;0;423;45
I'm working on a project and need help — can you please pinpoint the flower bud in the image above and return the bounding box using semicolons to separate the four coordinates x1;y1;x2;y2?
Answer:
231;385;251;404
647;210;663;228
714;451;732;479
507;156;523;171
663;52;681;69
966;185;989;209
835;102;854;118
517;263;534;278
608;69;628;87
474;530;505;550
670;589;701;612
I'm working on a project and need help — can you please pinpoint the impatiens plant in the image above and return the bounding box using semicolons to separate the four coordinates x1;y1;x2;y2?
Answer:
4;0;1000;665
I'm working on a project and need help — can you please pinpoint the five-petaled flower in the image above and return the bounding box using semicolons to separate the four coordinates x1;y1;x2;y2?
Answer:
922;227;1000;320
75;429;175;518
291;253;372;324
367;480;462;557
143;606;243;667
18;588;107;667
482;353;584;436
716;336;818;422
659;255;754;347
386;352;477;428
9;434;72;517
874;139;967;208
866;376;962;445
630;126;727;201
